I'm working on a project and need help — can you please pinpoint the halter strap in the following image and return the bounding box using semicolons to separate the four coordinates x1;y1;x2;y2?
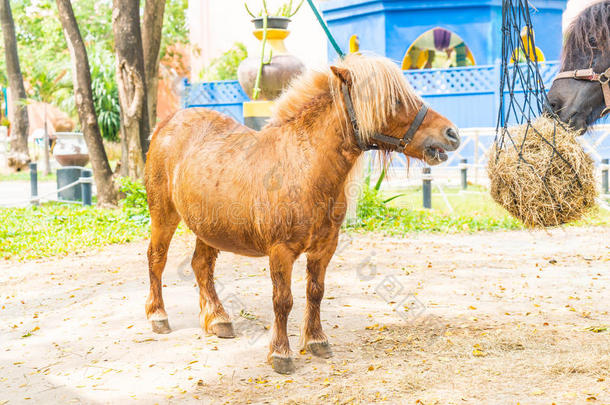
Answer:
341;83;429;152
554;67;610;117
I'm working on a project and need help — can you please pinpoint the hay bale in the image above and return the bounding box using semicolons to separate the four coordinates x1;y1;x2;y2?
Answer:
487;116;597;227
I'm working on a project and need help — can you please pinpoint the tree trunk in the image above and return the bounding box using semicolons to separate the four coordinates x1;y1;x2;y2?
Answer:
113;0;149;180
0;0;30;171
56;0;118;205
142;0;166;132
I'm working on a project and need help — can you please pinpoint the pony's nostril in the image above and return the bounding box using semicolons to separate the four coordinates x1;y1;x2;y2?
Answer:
445;127;459;144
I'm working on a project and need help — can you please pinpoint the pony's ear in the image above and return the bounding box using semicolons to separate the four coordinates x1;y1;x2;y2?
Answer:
330;66;352;86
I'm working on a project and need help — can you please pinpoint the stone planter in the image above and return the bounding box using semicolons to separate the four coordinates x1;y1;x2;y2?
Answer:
237;20;305;102
53;132;89;167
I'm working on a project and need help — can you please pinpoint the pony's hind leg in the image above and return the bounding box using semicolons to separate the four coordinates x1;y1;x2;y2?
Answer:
301;231;340;359
268;244;298;374
145;211;180;334
192;238;234;338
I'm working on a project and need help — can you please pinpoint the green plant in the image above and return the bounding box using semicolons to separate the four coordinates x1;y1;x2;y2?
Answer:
351;183;523;233
274;0;305;17
89;46;121;142
0;117;9;127
0;0;189;123
245;0;304;17
252;11;270;100
200;42;248;81
244;0;305;100
119;177;150;225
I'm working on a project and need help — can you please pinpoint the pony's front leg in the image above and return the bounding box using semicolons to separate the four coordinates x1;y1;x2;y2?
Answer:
301;234;338;359
268;244;298;374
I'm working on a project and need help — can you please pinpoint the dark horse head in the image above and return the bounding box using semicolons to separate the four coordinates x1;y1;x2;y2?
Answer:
547;1;610;131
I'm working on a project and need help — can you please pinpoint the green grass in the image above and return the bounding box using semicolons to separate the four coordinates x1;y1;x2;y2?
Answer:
346;183;610;234
0;203;151;261
1;179;608;261
0;171;56;182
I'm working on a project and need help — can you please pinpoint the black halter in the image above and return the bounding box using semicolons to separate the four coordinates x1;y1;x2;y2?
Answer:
341;83;429;152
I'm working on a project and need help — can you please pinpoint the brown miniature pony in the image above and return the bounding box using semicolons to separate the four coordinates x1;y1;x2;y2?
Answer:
145;54;460;374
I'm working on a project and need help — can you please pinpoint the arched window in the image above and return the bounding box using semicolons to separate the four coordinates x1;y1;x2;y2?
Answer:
402;28;476;70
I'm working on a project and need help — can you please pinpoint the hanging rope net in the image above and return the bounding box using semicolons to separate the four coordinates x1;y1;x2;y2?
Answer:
487;0;597;227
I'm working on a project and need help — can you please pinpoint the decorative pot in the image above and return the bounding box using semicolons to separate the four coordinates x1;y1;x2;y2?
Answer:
237;21;305;102
53;132;89;167
252;16;290;30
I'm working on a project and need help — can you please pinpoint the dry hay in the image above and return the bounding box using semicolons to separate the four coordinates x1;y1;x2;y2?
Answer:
488;116;597;227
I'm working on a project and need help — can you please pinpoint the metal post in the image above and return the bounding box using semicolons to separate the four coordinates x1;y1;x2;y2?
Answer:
473;130;479;185
460;158;468;190
422;167;432;209
41;105;51;175
602;158;609;195
80;169;93;206
29;162;38;205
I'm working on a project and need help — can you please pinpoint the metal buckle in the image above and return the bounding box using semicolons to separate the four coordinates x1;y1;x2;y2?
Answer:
599;69;610;85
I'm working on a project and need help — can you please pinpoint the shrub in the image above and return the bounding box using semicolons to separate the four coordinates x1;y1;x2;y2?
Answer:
200;42;248;81
119;177;149;225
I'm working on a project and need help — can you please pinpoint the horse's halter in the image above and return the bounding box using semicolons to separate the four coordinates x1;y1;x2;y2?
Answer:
553;67;610;118
341;83;429;152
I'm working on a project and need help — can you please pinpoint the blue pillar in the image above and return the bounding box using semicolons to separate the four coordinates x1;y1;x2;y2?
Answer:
29;162;38;206
80;169;93;206
422;167;432;209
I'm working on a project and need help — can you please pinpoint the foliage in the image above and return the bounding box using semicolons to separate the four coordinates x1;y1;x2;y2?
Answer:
0;203;150;261
0;170;55;182
1;179;607;261
89;45;121;142
0;0;189;124
0;117;9;127
245;0;304;17
200;43;248;81
274;0;305;17
351;183;521;233
160;0;190;60
348;182;610;233
118;177;149;225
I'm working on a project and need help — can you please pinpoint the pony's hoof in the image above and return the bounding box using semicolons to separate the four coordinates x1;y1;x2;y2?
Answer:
307;341;333;359
151;319;171;334
211;322;235;338
271;356;295;374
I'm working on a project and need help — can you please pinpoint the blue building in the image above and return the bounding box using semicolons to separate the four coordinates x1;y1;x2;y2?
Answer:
183;1;570;129
320;0;566;67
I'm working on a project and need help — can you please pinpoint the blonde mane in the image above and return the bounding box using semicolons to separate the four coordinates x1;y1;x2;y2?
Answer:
270;53;422;146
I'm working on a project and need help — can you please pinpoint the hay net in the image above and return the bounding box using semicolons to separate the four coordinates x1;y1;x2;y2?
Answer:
496;0;564;148
490;0;596;226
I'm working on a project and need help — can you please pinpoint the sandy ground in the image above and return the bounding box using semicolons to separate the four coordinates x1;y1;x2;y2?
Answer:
1;227;609;404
